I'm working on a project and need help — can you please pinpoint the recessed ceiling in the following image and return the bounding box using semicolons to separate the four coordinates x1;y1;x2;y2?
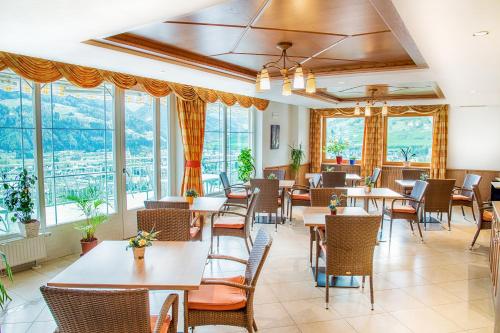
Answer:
323;82;442;101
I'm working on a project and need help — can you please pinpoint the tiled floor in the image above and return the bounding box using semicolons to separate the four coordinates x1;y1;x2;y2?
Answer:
0;203;495;333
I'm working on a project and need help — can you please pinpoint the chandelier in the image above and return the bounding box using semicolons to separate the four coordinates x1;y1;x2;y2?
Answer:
255;42;316;96
354;88;388;117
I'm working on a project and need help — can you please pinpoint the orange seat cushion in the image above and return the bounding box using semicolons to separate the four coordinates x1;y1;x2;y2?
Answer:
214;216;245;229
453;194;471;201
292;193;310;201
190;226;200;239
150;314;171;333
227;192;248;199
391;205;417;214
188;276;247;311
483;211;493;222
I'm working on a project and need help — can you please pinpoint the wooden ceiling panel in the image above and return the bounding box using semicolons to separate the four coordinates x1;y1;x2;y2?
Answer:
131;22;244;56
235;28;345;57
301;58;378;72
253;0;388;35
325;82;440;101
320;31;413;63
212;53;307;72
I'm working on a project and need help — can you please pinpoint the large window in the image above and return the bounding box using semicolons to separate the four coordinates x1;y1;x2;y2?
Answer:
0;71;36;235
323;117;365;161
159;97;169;196
41;80;115;226
385;116;433;164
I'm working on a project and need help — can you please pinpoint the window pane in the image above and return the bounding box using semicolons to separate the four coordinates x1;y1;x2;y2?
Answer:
42;80;115;226
227;104;252;184
0;70;36;235
160;97;169;196
324;117;365;159
125;90;154;209
202;102;224;195
386;116;433;163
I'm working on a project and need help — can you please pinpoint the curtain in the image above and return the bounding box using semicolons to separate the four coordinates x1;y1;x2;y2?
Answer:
309;109;322;172
176;97;206;195
0;51;269;110
361;113;384;180
430;105;448;179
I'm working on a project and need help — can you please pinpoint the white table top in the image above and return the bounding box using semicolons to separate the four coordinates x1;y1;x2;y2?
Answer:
395;179;417;188
244;179;295;189
159;196;226;213
48;241;210;290
305;173;361;181
346;187;403;199
303;206;369;227
492;182;500;190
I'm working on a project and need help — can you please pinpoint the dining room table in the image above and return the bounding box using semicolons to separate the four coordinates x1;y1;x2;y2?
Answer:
305;173;362;186
48;240;211;333
159;196;227;228
243;179;295;223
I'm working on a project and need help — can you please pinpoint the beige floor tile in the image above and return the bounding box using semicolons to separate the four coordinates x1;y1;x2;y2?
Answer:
192;326;246;333
254;302;295;329
437;279;491;301
329;293;385;317
373;289;425;312
0;299;45;324
268;281;323;302
433;302;494;330
254;284;279;304
346;313;413;333
259;325;301;333
298;318;357;333
28;321;58;332
402;284;462;306
465;327;494;333
0;322;32;333
282;297;341;324
469;298;495;320
392;308;462;333
376;270;431;288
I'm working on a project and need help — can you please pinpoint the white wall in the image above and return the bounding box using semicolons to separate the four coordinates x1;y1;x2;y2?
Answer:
447;105;500;170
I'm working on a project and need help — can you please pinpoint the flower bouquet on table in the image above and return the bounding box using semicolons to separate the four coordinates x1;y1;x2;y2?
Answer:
185;189;199;204
328;194;344;215
127;229;160;260
364;176;375;193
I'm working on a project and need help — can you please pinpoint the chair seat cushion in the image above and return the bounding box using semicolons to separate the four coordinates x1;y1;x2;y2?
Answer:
453;194;471;201
188;276;247;311
391;205;417;214
292;193;310;201
483;210;493;222
190;226;200;238
227;192;248;199
214;216;245;229
150;314;171;333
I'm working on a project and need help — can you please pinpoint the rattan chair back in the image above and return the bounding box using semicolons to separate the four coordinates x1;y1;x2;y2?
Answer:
41;286;152;333
137;208;192;241
409;180;428;210
310;188;348;207
402;168;425;180
424;179;455;212
244;188;260;233
473;184;485;207
460;174;482;199
250;179;279;213
245;228;273;287
309;174;321;188
321;171;346;187
371;167;381;184
263;169;285;180
219;172;232;196
144;200;189;209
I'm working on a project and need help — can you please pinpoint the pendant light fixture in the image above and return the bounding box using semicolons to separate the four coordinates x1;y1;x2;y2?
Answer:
354;103;361;116
355;88;389;117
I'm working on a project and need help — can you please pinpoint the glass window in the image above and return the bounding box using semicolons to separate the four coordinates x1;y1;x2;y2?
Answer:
202;102;224;195
41;80;115;226
324;117;365;160
159;97;169;197
385;116;433;163
227;104;252;184
0;70;36;235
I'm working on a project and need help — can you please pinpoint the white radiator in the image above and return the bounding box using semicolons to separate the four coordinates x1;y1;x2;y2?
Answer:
0;235;47;269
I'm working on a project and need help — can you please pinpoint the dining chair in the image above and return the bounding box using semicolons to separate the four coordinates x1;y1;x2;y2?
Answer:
137;208;201;241
263;169;286;180
211;189;260;254
185;228;272;333
401;168;425;195
321;171;346;187
250;178;281;231
41;286;178;333
287;183;311;222
421;178;455;230
383;180;428;243
354;167;381;208
220;171;251;207
309;174;322;188
470;185;494;249
315;215;381;310
452;174;482;221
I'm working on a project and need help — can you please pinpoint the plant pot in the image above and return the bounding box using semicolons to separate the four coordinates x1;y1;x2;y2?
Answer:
330;209;337;215
185;196;194;204
364;186;372;193
133;247;146;260
403;161;411;167
336;156;343;164
80;238;98;255
19;219;40;238
349;159;356;165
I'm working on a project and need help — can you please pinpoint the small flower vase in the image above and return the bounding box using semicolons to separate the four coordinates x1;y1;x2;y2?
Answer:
133;247;146;260
364;186;372;193
330;208;337;215
186;196;194;204
403;161;411;168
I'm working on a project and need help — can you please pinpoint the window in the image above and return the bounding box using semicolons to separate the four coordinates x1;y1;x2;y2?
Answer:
159;97;169;196
323;117;365;160
0;71;36;235
385;116;433;164
227;104;252;184
41;80;115;226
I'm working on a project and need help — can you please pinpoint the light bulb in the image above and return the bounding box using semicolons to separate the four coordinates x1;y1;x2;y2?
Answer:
255;73;262;92
365;103;371;117
260;68;270;90
305;72;316;93
293;66;304;89
354;103;360;115
282;76;292;96
381;102;388;116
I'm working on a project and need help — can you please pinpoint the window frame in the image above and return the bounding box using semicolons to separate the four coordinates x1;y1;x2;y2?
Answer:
321;115;365;164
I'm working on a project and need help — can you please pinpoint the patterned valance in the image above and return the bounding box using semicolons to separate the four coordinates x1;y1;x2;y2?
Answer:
311;104;447;117
0;51;269;111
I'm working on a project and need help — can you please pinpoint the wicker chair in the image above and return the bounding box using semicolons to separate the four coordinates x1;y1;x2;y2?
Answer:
185;228;273;333
470;185;494;249
144;200;189;209
315;215;381;309
422;179;455;231
263;169;285;180
452;174;482;221
211;189;260;254
383;180;428;243
220;172;250;207
137;208;201;241
287;183;311;222
41;286;178;333
321;171;346;187
250;179;281;231
401;169;426;195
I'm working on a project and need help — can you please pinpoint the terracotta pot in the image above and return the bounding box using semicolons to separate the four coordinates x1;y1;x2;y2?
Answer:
80;238;98;255
403;161;411;167
336;156;343;164
133;247;146;260
185;196;194;204
364;186;372;193
19;219;40;238
330;209;337;215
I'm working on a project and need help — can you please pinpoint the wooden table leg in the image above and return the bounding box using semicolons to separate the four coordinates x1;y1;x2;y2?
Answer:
184;290;189;333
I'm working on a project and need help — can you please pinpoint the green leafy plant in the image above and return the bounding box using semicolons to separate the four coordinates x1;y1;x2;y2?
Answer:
324;137;349;157
289;144;305;174
237;148;255;182
126;229;160;249
328;194;345;211
349;156;357;160
267;173;277;180
185;189;199;198
400;147;416;162
2;169;37;224
420;172;429;181
65;186;107;242
0;251;13;308
364;176;375;188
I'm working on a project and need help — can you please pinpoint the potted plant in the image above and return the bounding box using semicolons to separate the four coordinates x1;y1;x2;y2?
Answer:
289;144;305;180
328;194;343;215
364;176;375;193
400;147;416;167
185;189;198;204
267;173;277;180
0;251;13;308
349;156;357;166
2;169;39;238
237;148;255;182
420;172;429;181
324;137;349;164
65;186;108;255
126;229;160;260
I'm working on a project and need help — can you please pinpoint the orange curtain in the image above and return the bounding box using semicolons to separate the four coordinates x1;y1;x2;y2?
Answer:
309;109;322;172
430;105;448;179
0;51;269;110
361;113;384;180
176;97;206;195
